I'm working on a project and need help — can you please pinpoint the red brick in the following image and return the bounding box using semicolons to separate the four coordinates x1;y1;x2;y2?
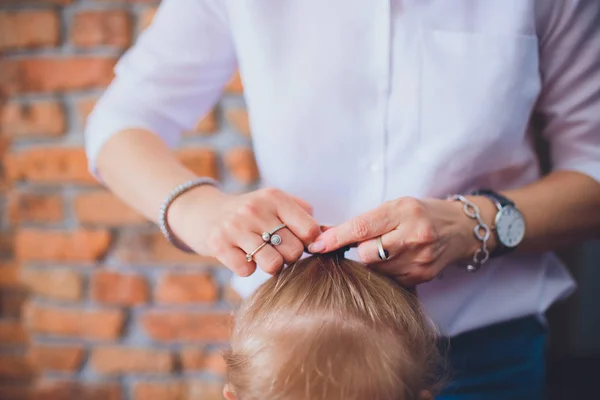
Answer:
156;273;218;304
202;352;227;376
0;57;116;95
0;354;36;379
15;229;111;263
225;108;251;137
177;148;219;180
0;139;9;192
76;97;97;127
133;381;223;400
0;384;31;400
0;321;29;345
90;347;172;375
91;270;149;306
139;7;157;31
114;231;218;265
71;10;132;49
225;70;243;94
0;263;20;287
0;10;60;51
224;284;242;306
34;380;122;400
188;109;218;136
179;348;204;371
2;101;66;138
21;268;82;301
0;291;28;318
0;0;74;4
133;382;184;400
0;232;14;259
7;192;63;224
0;136;8;155
27;345;84;372
172;381;224;400
224;147;260;185
180;347;226;375
23;303;124;340
141;311;231;342
4;147;97;185
74;190;146;226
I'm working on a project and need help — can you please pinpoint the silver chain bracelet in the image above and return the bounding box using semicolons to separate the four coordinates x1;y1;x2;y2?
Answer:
447;194;490;272
159;177;220;253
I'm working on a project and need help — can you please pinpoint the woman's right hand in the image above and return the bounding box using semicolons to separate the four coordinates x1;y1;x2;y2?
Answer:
168;186;321;277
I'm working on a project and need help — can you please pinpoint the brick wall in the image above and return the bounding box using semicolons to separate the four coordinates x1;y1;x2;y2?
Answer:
0;1;257;399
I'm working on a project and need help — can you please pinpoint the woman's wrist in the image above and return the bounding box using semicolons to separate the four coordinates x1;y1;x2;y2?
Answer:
167;184;228;253
444;195;499;263
463;195;499;256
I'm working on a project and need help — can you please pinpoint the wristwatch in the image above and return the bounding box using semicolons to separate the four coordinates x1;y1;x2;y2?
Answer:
471;189;526;257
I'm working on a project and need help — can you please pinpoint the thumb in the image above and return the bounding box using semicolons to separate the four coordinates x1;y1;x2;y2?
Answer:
290;195;314;215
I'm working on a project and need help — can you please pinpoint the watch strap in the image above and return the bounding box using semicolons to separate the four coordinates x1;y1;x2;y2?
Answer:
470;188;517;258
471;188;515;208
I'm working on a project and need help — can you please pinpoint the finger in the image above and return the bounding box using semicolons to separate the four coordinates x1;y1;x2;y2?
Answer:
273;194;321;245
244;203;308;264
356;224;413;264
215;245;257;277
254;216;305;264
378;260;436;287
383;267;421;288
368;258;413;278
289;194;314;215
396;273;427;288
310;204;399;253
367;262;420;290
207;222;258;277
237;233;284;275
268;227;305;264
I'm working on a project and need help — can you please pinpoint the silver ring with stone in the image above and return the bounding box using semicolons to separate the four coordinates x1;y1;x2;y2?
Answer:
270;234;282;246
377;236;390;261
246;241;268;262
261;223;286;245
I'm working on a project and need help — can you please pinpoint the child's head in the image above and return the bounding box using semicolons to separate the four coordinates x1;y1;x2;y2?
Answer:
224;253;443;400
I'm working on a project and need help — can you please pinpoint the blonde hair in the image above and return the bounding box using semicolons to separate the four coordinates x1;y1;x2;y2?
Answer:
224;252;443;400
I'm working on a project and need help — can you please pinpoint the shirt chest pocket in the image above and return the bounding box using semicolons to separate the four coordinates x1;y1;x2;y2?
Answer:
417;30;541;177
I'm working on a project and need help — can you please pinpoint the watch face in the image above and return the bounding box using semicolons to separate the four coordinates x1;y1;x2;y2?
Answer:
495;206;526;248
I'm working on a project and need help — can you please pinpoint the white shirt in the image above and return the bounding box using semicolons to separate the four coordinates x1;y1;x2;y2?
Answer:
85;0;600;337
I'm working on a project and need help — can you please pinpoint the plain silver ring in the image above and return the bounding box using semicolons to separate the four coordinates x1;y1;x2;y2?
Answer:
376;236;390;260
261;223;287;242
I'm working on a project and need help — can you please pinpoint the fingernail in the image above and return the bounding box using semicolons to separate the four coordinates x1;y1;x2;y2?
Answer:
308;241;325;253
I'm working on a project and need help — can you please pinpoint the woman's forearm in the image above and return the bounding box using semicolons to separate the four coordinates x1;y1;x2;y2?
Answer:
469;171;600;254
95;129;320;270
96;129;224;225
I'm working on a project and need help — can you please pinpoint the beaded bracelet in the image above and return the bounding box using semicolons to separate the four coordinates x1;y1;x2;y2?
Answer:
447;194;490;272
159;177;220;253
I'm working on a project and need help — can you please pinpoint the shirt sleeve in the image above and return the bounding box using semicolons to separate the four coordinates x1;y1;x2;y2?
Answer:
534;0;600;183
84;0;237;177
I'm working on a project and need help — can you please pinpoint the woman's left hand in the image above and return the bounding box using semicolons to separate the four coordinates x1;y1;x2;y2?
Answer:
308;197;491;286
